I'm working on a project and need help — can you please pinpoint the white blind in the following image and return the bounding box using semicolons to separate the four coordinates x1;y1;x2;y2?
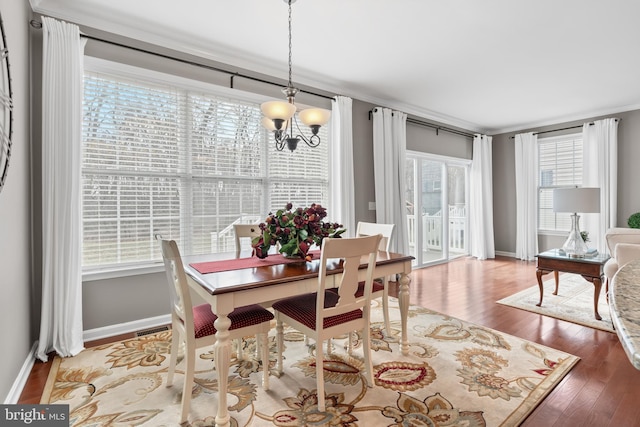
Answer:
538;133;583;231
82;67;330;269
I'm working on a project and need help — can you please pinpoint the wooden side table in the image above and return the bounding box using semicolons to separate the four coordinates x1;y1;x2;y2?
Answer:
536;249;610;320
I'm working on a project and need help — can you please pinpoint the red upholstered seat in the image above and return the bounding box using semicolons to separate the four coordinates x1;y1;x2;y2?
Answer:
192;303;274;339
272;291;362;331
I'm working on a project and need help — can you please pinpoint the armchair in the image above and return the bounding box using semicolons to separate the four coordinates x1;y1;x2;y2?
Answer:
603;227;640;290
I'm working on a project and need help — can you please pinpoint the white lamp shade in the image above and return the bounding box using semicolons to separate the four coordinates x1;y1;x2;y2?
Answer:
299;108;331;126
260;100;296;121
553;187;600;213
261;116;277;131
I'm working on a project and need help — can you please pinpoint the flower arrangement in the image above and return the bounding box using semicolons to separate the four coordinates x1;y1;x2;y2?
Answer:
251;202;345;260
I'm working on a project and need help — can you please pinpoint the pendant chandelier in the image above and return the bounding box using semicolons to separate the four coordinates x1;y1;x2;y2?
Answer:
261;0;331;152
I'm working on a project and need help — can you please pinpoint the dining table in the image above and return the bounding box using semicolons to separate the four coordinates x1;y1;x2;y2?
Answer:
182;249;414;427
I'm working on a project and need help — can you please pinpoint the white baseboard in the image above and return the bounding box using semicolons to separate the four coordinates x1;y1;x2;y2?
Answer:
82;314;171;342
4;342;38;404
495;250;516;258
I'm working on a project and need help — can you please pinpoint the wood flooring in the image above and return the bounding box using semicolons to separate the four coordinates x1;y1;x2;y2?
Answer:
18;255;640;426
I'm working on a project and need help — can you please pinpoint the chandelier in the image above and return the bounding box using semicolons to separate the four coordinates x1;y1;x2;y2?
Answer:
261;0;331;152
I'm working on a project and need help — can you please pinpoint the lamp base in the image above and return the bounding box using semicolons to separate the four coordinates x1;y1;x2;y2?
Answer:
562;213;589;258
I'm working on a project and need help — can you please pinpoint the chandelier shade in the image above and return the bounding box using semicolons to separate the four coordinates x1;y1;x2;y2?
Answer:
299;107;331;127
260;0;330;151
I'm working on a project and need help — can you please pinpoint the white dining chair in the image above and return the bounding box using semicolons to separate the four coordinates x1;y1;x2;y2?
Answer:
355;221;395;336
159;238;273;424
233;223;262;258
272;234;382;411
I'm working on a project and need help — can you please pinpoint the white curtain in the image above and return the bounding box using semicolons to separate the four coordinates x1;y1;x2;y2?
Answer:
330;96;356;236
37;18;86;361
372;107;409;254
514;132;539;260
469;134;495;259
582;118;618;253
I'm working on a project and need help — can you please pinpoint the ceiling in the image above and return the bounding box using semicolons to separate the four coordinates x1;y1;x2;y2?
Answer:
30;0;640;134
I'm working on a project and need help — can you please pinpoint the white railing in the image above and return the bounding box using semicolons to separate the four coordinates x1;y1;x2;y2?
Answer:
407;205;466;253
210;214;262;253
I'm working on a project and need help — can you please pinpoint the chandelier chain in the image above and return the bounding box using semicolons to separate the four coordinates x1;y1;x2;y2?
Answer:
287;0;293;88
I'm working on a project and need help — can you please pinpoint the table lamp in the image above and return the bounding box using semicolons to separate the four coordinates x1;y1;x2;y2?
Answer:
553;187;600;258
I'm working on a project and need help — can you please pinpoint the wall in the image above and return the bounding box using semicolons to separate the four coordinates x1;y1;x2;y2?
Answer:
492;109;640;255
0;0;32;403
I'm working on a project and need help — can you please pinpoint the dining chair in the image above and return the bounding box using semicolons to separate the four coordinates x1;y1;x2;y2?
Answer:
355;221;395;336
159;238;273;424
272;234;382;412
233;223;261;258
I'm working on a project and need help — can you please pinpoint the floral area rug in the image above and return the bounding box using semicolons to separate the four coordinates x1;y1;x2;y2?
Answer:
497;273;614;333
41;299;579;426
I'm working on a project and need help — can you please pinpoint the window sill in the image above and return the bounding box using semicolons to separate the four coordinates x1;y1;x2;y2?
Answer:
82;262;165;282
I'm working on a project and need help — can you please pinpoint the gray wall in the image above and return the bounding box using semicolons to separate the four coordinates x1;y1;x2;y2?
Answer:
492;109;640;255
0;0;32;403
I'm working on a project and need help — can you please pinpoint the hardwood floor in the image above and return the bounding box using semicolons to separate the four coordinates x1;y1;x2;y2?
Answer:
19;255;640;425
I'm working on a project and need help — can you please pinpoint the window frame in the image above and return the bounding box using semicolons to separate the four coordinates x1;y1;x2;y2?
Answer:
537;132;583;235
82;57;332;280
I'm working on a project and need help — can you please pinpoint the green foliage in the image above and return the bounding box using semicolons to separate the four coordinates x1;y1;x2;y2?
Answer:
580;231;590;242
628;212;640;229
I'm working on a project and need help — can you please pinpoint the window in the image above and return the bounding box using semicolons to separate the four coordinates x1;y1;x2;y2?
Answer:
82;60;330;271
538;133;582;232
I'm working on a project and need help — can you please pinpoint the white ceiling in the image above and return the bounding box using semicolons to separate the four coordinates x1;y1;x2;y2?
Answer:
30;0;640;134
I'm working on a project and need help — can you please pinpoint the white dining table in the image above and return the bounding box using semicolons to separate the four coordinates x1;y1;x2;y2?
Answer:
182;250;414;427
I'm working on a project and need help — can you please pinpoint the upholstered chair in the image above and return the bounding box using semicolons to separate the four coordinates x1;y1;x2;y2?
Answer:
604;228;640;291
159;238;273;424
272;234;382;412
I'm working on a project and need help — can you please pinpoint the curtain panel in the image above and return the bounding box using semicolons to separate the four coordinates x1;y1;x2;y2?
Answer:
470;134;495;259
582;118;618;253
37;18;86;361
514;132;539;261
330;96;356;235
371;107;409;254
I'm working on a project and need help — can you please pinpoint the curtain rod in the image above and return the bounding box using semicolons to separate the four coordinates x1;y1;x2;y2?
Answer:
508;119;619;139
369;108;476;139
29;19;335;101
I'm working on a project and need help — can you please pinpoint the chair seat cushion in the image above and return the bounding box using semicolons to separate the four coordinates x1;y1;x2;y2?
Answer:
192;303;274;339
272;291;362;331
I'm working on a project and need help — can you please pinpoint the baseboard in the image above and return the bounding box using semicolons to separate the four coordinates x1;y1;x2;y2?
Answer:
82;314;171;343
4;342;38;404
495;250;516;258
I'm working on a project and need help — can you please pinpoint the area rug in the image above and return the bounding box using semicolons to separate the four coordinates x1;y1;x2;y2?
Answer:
497;273;614;332
40;299;579;427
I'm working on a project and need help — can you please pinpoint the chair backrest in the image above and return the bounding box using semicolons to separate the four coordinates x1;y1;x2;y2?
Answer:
316;234;382;329
356;221;395;252
233;223;261;258
159;239;194;334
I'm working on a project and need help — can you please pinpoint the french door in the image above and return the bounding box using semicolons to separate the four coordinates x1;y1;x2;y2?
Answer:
406;152;470;267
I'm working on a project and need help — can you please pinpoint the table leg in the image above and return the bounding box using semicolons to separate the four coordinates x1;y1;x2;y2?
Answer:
397;272;411;356
213;311;232;427
552;270;560;295
590;276;603;321
535;268;547;307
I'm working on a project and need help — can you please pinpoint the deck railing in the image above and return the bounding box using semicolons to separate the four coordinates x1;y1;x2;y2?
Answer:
407;205;466;253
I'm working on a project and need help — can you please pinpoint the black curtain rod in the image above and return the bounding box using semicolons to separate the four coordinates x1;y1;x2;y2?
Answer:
508;119;619;139
29;19;335;101
369;108;476;139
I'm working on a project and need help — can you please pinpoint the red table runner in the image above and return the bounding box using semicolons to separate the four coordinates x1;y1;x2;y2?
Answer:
190;251;320;274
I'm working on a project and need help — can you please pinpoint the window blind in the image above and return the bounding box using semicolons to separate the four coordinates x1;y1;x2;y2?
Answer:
538;134;583;231
82;68;330;270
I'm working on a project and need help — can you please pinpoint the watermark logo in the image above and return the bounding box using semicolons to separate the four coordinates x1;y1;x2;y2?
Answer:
1;405;68;426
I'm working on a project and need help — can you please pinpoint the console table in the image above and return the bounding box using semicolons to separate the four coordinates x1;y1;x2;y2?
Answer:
610;259;640;370
536;249;610;320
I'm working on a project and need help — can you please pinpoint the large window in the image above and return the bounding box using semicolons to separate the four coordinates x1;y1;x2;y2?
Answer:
82;60;330;271
538;133;582;232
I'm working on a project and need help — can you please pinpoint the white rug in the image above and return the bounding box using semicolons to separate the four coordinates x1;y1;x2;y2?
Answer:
497;273;614;332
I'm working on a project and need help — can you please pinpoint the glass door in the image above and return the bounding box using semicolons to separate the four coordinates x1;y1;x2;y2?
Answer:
406;152;470;267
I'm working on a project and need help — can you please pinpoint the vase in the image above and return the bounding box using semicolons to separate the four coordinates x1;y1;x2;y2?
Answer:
282;252;305;260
